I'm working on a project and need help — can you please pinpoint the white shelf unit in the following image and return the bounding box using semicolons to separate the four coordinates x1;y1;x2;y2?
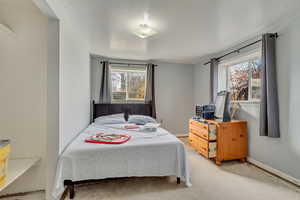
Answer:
0;158;40;192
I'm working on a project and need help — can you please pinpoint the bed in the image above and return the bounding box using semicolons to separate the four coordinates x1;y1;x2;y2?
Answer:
52;102;191;199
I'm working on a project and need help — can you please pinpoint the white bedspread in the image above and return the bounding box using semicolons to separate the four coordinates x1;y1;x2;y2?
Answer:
52;123;191;199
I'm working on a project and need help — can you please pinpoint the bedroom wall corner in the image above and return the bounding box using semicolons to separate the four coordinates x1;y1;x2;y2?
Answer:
34;0;92;198
46;17;59;200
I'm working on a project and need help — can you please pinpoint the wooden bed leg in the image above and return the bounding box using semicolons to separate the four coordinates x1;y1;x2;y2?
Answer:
64;180;75;199
69;183;75;199
177;177;181;184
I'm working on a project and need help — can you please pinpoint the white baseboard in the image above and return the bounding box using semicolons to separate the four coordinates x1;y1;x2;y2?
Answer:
247;157;300;187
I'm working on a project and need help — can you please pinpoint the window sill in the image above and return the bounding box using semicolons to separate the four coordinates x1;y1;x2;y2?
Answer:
231;100;260;104
111;101;146;104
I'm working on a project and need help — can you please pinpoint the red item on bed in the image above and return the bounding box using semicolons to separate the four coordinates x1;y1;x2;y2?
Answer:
124;125;140;129
85;133;131;144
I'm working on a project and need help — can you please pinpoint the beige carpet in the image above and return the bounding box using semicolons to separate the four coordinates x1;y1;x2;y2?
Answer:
2;144;300;200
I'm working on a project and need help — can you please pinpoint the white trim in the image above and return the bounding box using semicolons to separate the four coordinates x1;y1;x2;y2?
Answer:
111;68;146;73
231;100;260;104
32;0;58;19
247;157;300;187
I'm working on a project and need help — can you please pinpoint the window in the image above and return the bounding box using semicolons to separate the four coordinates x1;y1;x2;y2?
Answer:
218;51;262;102
111;66;147;102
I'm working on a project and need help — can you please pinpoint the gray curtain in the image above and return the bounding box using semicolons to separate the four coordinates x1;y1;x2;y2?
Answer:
210;58;219;103
99;61;112;103
259;33;280;138
145;63;156;118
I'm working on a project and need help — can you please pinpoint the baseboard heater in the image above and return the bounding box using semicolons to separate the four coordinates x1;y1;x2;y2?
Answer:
247;157;300;187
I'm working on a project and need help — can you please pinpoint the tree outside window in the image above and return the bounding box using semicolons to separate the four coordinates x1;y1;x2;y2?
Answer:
218;52;262;102
111;66;146;102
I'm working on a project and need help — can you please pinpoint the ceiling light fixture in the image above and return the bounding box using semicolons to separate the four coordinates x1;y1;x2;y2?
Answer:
134;13;157;39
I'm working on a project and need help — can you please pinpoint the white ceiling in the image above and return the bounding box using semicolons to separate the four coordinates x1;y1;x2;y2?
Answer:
53;0;300;64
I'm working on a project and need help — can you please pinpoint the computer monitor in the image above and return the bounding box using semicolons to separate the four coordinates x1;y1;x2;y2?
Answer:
214;91;231;122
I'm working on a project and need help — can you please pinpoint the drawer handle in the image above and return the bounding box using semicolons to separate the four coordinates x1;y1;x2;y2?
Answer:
240;134;244;137
193;133;205;139
232;138;237;141
201;147;207;151
191;127;208;136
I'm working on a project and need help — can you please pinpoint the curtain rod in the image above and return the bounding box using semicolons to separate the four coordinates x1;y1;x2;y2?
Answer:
100;61;158;67
204;33;278;65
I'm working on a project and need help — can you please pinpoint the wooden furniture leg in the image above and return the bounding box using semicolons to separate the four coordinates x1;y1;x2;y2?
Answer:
215;159;222;166
64;180;75;199
177;177;181;184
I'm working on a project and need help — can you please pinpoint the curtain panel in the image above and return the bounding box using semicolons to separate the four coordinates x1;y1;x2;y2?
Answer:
145;63;156;118
259;33;280;138
99;61;112;103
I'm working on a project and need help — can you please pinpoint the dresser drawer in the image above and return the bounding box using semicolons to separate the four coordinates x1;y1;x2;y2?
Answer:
190;120;208;130
196;135;216;158
189;121;216;141
190;124;209;140
189;132;199;149
189;133;197;149
189;133;216;158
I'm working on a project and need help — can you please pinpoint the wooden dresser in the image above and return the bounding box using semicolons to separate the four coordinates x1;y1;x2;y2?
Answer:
188;119;248;165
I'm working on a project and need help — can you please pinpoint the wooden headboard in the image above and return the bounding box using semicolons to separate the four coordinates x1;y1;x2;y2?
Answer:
92;101;153;121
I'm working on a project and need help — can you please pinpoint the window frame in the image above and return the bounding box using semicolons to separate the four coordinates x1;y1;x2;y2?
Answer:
110;65;147;103
218;49;262;104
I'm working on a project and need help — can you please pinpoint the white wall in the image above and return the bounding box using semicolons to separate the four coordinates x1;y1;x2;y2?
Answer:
59;23;91;152
193;15;300;182
90;59;194;135
193;64;210;105
154;62;194;135
0;0;47;194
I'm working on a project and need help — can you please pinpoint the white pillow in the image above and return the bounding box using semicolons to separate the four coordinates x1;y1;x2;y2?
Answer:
128;115;157;125
94;113;126;125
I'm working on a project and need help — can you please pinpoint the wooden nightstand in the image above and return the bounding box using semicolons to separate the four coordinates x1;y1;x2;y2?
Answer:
189;119;248;165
